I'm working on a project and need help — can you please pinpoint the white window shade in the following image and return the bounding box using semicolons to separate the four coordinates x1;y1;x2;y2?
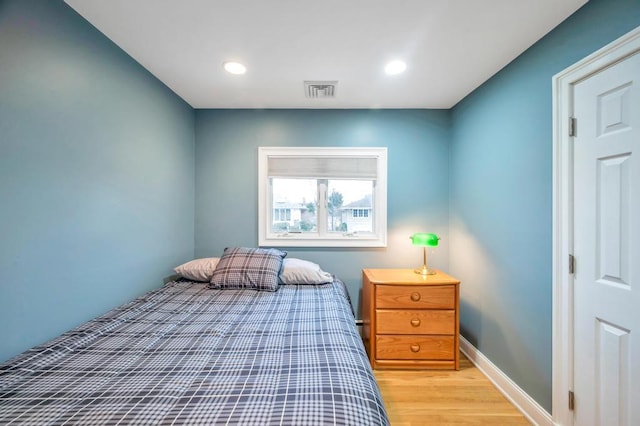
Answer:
267;156;378;179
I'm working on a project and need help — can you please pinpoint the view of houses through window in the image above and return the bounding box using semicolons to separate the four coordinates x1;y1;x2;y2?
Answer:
271;179;373;234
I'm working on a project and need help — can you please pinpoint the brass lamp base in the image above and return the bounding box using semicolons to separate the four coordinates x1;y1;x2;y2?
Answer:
414;265;436;275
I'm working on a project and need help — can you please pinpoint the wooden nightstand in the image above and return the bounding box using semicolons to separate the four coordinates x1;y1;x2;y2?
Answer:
362;269;460;370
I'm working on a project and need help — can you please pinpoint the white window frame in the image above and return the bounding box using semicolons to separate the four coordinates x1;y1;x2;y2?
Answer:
258;146;387;248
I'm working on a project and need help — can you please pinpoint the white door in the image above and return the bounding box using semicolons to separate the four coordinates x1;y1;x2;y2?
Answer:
573;51;640;426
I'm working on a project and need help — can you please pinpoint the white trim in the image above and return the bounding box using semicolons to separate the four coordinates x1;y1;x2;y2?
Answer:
258;146;388;248
552;26;640;426
460;336;552;426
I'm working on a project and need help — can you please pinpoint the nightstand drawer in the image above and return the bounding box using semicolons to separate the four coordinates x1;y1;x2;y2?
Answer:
376;335;454;360
376;285;455;309
376;309;455;335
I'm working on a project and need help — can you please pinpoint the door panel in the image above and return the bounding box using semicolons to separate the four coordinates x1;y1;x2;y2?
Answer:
573;52;639;426
597;154;630;286
596;320;629;426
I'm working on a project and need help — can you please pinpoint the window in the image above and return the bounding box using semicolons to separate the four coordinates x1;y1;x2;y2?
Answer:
273;208;291;222
258;147;387;247
352;209;369;218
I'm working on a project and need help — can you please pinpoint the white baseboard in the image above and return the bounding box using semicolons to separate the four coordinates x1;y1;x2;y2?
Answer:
459;336;553;426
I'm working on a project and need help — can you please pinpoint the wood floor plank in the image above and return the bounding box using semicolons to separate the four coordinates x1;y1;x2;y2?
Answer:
374;353;531;425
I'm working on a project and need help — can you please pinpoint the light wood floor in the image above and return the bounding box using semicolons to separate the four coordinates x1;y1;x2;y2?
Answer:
374;353;531;425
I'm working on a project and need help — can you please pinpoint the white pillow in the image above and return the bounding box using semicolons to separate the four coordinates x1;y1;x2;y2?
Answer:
279;258;333;285
174;258;220;282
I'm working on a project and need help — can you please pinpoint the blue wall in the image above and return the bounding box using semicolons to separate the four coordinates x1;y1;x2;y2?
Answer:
0;0;195;362
449;0;640;411
194;109;451;312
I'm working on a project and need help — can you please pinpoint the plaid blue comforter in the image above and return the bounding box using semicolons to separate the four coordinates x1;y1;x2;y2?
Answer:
0;279;389;425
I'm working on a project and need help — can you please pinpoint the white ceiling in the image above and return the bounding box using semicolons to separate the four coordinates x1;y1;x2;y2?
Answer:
64;0;587;109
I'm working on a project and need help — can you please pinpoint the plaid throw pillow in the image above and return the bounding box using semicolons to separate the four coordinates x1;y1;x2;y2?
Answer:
209;247;287;291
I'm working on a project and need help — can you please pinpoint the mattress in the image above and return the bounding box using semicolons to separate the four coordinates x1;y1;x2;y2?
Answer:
0;279;389;425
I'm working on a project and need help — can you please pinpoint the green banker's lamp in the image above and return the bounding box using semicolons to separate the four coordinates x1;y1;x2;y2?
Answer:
410;233;440;275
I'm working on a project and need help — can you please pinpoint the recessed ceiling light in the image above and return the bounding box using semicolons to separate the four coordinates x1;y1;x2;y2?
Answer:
223;61;246;75
385;60;406;75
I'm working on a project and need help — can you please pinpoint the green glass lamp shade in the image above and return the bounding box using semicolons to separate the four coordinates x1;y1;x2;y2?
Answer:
410;233;439;247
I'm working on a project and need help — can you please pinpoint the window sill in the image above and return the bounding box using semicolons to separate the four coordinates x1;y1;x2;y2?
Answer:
259;234;387;248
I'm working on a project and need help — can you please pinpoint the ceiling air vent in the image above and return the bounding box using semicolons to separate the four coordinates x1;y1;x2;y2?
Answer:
304;81;337;98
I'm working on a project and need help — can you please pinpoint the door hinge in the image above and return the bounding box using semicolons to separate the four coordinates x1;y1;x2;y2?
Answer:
569;117;577;137
569;254;576;274
569;390;575;411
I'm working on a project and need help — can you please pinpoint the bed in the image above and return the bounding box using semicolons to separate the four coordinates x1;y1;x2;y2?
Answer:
0;251;389;425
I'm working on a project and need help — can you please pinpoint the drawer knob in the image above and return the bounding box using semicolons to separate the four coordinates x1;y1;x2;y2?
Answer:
410;318;421;327
410;344;421;353
410;292;421;302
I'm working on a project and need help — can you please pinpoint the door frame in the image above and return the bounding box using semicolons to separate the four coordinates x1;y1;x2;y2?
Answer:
552;26;640;426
